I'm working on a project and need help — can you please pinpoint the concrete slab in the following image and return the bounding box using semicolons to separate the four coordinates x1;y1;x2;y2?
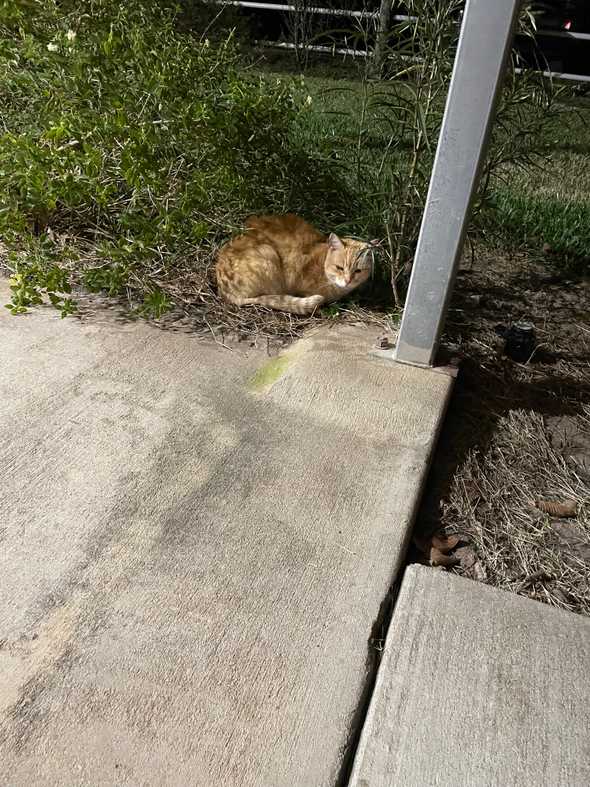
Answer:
350;565;590;787
0;281;452;786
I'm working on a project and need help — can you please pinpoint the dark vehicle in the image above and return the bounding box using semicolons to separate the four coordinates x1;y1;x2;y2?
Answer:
533;1;590;32
518;2;590;76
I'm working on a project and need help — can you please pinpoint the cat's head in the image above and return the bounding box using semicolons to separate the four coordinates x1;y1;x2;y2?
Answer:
324;234;374;289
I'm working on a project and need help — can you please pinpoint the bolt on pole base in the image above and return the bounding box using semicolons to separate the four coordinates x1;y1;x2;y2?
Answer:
394;0;521;368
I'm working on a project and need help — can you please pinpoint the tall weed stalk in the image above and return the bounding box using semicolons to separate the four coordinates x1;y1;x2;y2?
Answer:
320;0;569;305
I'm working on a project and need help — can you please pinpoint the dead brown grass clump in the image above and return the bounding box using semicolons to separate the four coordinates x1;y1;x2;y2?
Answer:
146;251;398;348
443;407;590;615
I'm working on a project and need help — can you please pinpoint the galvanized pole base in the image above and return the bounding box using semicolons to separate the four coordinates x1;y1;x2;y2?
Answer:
394;0;521;368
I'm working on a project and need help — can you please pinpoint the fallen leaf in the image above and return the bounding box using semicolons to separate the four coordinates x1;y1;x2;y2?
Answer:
431;533;461;552
414;531;463;568
518;570;554;591
534;499;577;518
429;547;460;567
454;545;486;581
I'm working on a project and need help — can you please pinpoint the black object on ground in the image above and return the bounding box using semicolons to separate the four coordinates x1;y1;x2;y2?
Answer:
495;322;537;362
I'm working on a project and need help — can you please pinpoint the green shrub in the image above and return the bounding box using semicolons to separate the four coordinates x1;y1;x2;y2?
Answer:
0;0;338;315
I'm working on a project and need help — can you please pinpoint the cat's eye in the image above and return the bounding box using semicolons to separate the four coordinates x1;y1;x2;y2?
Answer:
335;265;344;271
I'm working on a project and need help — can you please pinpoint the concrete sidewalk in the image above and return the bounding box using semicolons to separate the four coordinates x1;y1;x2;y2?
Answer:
350;565;590;787
0;283;453;786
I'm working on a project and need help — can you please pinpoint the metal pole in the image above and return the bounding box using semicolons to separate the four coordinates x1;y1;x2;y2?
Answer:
394;0;521;368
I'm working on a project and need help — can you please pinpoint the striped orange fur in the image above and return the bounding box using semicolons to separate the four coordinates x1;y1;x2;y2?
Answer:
216;214;373;315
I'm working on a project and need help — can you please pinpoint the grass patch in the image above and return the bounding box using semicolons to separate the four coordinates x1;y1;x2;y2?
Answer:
279;62;590;287
486;189;590;259
481;103;590;259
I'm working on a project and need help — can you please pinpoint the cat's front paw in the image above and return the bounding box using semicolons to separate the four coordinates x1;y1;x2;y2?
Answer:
306;295;324;312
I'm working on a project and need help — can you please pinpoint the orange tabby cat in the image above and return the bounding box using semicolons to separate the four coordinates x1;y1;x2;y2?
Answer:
216;213;373;315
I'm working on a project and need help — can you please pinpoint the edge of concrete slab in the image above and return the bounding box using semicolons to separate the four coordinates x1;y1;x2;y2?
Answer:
241;324;458;784
349;564;590;787
1;304;457;785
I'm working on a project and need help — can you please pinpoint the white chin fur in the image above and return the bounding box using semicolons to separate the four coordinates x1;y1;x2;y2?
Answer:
327;274;350;288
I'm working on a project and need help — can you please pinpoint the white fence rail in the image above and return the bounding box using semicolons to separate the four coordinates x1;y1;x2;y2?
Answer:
212;1;415;21
210;0;590;81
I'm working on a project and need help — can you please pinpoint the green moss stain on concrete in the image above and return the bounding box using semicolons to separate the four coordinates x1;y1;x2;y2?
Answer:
248;353;293;391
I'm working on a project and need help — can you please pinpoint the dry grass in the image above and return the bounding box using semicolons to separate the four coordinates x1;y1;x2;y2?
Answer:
53;245;399;351
154;262;396;347
413;244;590;616
444;407;590;615
0;238;397;349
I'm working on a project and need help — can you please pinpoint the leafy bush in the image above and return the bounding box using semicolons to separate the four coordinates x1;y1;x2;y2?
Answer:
0;0;337;315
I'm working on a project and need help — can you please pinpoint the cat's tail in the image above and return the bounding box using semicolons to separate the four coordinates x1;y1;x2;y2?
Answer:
233;294;324;315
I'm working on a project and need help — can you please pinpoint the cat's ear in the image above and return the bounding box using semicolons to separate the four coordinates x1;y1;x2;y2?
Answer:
328;233;344;251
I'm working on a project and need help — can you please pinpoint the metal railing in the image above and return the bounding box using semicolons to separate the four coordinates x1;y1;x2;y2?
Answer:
257;39;369;56
210;0;590;82
211;1;413;21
